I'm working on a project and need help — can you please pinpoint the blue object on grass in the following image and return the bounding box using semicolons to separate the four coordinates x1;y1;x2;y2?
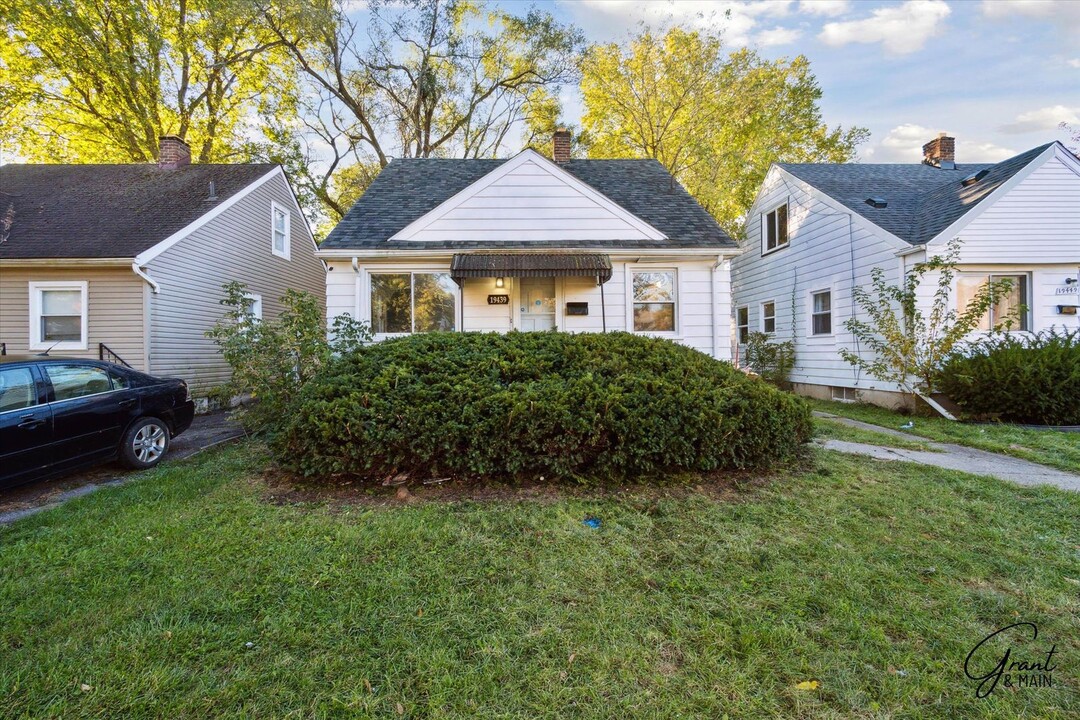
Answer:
583;517;601;529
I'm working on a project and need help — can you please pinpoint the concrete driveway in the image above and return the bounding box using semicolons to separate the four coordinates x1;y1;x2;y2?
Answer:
0;412;246;524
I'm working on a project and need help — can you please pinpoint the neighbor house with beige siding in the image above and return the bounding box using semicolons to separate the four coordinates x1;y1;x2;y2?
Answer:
0;136;324;399
732;135;1080;407
320;132;740;357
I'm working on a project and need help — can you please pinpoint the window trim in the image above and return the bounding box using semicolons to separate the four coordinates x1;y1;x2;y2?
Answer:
761;202;790;256
271;200;291;260
761;300;776;335
29;281;89;351
736;305;750;345
956;272;1032;332
629;268;678;335
243;292;263;321
368;270;460;337
809;288;833;337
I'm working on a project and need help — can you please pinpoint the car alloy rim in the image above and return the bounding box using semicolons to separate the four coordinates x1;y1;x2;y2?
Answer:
133;424;166;463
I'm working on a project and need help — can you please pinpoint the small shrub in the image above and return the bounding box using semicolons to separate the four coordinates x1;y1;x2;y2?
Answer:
938;329;1080;425
276;332;812;483
206;282;371;434
744;332;795;388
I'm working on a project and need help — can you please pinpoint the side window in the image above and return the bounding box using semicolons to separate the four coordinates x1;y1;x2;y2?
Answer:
271;202;291;260
43;364;113;401
0;367;38;412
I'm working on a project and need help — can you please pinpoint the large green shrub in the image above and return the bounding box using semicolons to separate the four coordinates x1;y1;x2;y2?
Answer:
277;332;812;483
938;329;1080;425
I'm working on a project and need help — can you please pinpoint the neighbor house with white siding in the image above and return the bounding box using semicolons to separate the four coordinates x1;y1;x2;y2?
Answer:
732;135;1080;407
0;136;324;398
319;131;740;358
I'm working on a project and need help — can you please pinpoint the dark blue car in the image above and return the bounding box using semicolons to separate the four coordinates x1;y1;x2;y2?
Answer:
0;356;195;489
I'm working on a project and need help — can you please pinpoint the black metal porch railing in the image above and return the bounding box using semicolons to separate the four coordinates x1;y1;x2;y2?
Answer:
99;343;133;368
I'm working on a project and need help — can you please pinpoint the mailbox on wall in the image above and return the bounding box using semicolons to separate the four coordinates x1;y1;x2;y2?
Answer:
566;302;589;316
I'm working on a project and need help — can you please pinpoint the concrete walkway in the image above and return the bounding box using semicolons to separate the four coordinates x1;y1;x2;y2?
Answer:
814;412;1080;492
0;412;246;525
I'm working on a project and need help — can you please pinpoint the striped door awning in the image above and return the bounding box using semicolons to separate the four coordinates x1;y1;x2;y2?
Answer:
449;253;613;283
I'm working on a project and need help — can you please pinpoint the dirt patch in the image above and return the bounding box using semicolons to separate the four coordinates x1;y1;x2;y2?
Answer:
256;461;795;509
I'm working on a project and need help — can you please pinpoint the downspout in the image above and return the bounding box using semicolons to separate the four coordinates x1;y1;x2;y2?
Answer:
132;262;159;293
352;256;361;319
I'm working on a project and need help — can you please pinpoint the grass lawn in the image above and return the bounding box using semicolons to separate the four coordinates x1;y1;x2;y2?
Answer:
811;399;1080;473
2;442;1078;719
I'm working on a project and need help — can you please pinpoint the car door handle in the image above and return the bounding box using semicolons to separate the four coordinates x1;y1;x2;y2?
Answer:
17;416;46;430
118;398;137;408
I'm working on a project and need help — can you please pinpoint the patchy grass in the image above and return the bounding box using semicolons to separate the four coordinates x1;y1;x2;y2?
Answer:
2;442;1078;719
811;400;1080;473
812;416;937;452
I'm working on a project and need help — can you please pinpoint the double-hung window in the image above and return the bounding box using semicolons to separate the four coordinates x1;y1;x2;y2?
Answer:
736;306;749;344
761;301;776;334
762;203;789;254
632;270;676;332
956;273;1030;331
271;202;291;260
811;290;832;335
370;272;457;335
30;281;88;350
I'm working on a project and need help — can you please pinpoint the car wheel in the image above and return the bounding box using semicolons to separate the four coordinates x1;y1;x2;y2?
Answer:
120;417;171;470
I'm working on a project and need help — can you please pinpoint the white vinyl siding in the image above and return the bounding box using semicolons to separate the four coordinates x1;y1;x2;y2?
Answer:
327;256;731;360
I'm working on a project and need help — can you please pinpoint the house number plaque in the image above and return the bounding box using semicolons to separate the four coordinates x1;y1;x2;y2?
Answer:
488;294;509;305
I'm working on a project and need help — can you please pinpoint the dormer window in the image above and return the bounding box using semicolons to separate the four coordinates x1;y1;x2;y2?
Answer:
762;203;788;254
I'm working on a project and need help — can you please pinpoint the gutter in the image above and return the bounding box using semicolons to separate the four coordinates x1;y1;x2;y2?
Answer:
131;262;160;293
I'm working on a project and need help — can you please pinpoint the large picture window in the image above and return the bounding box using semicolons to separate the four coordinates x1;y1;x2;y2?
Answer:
30;281;88;350
370;272;457;334
762;203;789;253
956;274;1030;331
632;270;676;332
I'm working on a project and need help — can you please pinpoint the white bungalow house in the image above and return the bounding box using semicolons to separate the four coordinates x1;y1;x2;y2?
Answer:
732;135;1080;407
319;132;741;358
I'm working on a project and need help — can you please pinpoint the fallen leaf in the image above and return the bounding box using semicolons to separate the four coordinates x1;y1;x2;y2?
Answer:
795;680;819;691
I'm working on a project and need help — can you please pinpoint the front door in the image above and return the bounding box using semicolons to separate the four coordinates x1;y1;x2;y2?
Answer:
518;277;556;331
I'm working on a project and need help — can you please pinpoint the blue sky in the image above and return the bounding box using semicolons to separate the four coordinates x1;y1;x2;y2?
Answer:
517;0;1079;163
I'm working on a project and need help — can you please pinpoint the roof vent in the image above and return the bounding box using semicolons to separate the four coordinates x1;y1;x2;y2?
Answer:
961;169;989;187
865;197;888;209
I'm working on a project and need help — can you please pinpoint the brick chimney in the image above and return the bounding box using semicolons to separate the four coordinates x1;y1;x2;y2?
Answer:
922;132;955;169
158;135;191;169
552;129;572;164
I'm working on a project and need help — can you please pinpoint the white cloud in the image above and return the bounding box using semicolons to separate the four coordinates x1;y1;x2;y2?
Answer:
999;105;1080;134
755;26;803;46
798;0;849;16
981;0;1080;20
818;0;951;55
563;1;795;46
872;124;1018;163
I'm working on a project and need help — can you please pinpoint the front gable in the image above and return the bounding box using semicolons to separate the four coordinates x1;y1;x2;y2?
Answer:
389;150;667;243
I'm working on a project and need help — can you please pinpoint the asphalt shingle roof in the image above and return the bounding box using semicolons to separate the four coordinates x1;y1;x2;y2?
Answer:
778;143;1054;245
0;163;278;259
320;156;736;250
